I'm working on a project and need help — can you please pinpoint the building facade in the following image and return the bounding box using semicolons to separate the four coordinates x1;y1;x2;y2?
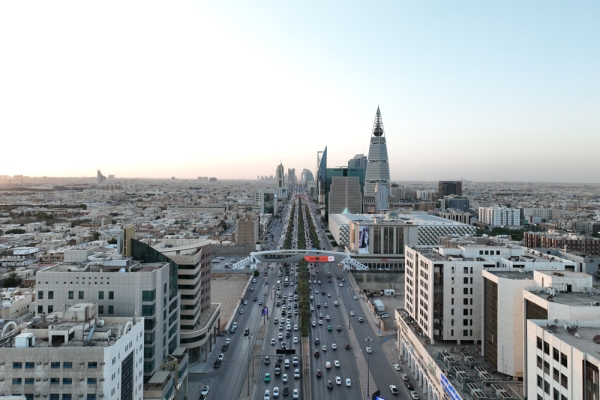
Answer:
478;206;521;227
364;107;391;206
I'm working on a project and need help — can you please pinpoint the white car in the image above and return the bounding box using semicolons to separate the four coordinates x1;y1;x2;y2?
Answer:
322;345;327;352
201;386;209;396
353;296;358;300
294;369;300;378
393;363;402;371
294;325;298;331
350;311;355;316
312;321;316;327
331;343;337;350
366;347;373;354
334;360;340;367
336;376;342;385
292;388;299;399
345;378;351;387
271;338;276;345
319;320;323;325
282;374;288;382
327;293;331;297
264;389;270;400
293;336;299;344
390;385;399;395
252;279;257;283
225;338;230;344
217;353;224;361
325;315;330;321
278;333;283;340
273;387;279;398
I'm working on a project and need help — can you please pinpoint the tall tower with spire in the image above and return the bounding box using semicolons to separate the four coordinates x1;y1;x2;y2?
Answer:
364;106;391;203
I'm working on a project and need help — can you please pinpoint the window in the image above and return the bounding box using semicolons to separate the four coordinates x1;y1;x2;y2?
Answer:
63;395;72;400
451;298;454;305
87;378;97;384
63;362;72;369
48;291;54;299
537;356;542;369
50;395;59;400
464;267;469;273
561;373;568;389
553;347;559;361
451;288;454;294
13;362;22;369
68;291;74;299
537;337;543;350
543;360;550;374
463;330;469;337
12;378;22;385
99;305;104;314
79;291;84;299
38;305;43;313
38;291;43;299
143;290;156;301
50;377;60;384
553;368;559;382
109;291;114;300
51;362;60;369
537;375;543;389
463;298;468;305
25;362;34;369
99;291;104;299
463;309;469;315
88;362;98;369
108;306;114;314
561;352;568;367
463;319;469;326
553;388;559;400
451;309;454;315
544;380;550;394
25;378;34;385
463;288;469;295
544;341;550;355
464;277;469;284
63;378;72;385
87;395;96;400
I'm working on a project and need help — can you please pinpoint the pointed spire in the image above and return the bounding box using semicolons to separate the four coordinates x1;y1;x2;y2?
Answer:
373;106;384;137
376;104;380;116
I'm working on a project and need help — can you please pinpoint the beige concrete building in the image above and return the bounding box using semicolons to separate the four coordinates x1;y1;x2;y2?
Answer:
235;213;259;246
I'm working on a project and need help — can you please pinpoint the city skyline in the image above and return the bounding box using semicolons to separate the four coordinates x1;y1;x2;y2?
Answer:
1;1;599;182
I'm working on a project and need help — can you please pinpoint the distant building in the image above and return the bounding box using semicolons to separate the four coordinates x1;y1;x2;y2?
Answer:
325;167;363;215
438;180;462;197
276;163;285;189
364;107;391;212
97;170;106;184
236;213;259;246
316;147;327;206
209;177;217;182
524;231;600;256
253;189;278;215
328;176;362;215
478;206;520;227
439;195;470;212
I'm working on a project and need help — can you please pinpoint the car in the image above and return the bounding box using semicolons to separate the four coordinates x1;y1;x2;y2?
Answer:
334;360;340;367
358;318;364;323
336;326;342;332
264;373;271;382
293;336;298;344
316;369;323;377
213;359;221;368
405;382;415;390
322;345;327;352
244;328;250;336
345;378;351;387
312;321;316;327
325;315;330;321
353;295;358;300
331;343;337;350
324;303;328;308
281;343;287;349
380;313;390;318
293;356;299;366
350;311;355;316
294;325;298;331
294;310;298;315
258;301;263;305
217;353;224;361
282;374;288;382
328;325;332;331
327;293;331;297
327;380;333;390
272;387;279;398
252;279;257;283
264;389;270;400
250;287;254;292
225;338;230;345
366;347;372;354
271;338;276;345
315;338;320;345
294;369;300;378
390;385;399;395
314;350;320;357
282;387;289;396
279;333;283;340
265;356;270;365
319;313;323;318
335;376;342;385
317;304;321;309
401;374;409;381
286;332;290;338
239;309;244;314
279;325;284;331
393;363;402;371
345;343;351;350
410;391;420;399
201;386;209;396
339;283;343;287
292;388;299;399
321;291;325;295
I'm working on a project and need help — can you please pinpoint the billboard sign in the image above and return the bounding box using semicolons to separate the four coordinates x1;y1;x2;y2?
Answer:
304;255;335;263
358;225;369;254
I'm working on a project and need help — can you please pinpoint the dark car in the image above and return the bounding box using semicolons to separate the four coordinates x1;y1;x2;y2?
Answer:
316;369;322;377
345;343;351;350
327;380;333;390
213;359;221;368
283;387;289;396
315;338;320;345
337;326;342;332
230;327;236;334
405;382;415;390
244;329;249;336
264;356;270;365
314;350;320;357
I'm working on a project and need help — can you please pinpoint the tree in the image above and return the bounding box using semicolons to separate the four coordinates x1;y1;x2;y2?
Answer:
253;270;259;277
2;272;22;288
92;231;101;241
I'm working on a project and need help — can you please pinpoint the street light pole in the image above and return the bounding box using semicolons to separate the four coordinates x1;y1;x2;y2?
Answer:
365;337;372;399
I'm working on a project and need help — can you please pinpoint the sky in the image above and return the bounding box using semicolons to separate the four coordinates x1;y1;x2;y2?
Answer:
1;1;599;183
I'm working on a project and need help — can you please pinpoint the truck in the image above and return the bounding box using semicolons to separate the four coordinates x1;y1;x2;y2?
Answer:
373;299;385;312
274;364;281;376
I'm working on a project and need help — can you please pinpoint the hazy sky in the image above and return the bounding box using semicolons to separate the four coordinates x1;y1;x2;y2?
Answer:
1;1;599;182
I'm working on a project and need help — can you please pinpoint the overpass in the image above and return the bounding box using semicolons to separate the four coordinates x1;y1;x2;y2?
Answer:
231;249;369;271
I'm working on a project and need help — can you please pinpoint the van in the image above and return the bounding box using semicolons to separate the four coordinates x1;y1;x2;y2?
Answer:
284;359;290;369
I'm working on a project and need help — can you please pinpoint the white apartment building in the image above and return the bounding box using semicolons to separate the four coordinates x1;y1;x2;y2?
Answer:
0;304;145;400
34;257;179;380
526;319;600;400
478;206;520;227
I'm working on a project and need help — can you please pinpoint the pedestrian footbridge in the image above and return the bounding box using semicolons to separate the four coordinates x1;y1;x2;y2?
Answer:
230;249;369;271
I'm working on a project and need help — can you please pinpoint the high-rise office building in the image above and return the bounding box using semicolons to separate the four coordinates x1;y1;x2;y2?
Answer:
97;169;106;184
317;147;327;206
348;154;367;185
288;168;296;188
328;176;362;215
364;107;390;198
276;163;285;188
438;180;462;197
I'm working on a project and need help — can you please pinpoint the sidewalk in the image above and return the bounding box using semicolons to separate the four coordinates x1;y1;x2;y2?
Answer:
381;338;426;400
347;273;395;338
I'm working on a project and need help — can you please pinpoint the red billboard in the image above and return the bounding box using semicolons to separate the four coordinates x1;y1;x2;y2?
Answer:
304;256;335;263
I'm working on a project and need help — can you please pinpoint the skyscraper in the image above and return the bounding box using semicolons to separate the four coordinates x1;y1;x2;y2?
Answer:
364;107;390;197
438;180;462;197
276;163;285;188
317;146;327;206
